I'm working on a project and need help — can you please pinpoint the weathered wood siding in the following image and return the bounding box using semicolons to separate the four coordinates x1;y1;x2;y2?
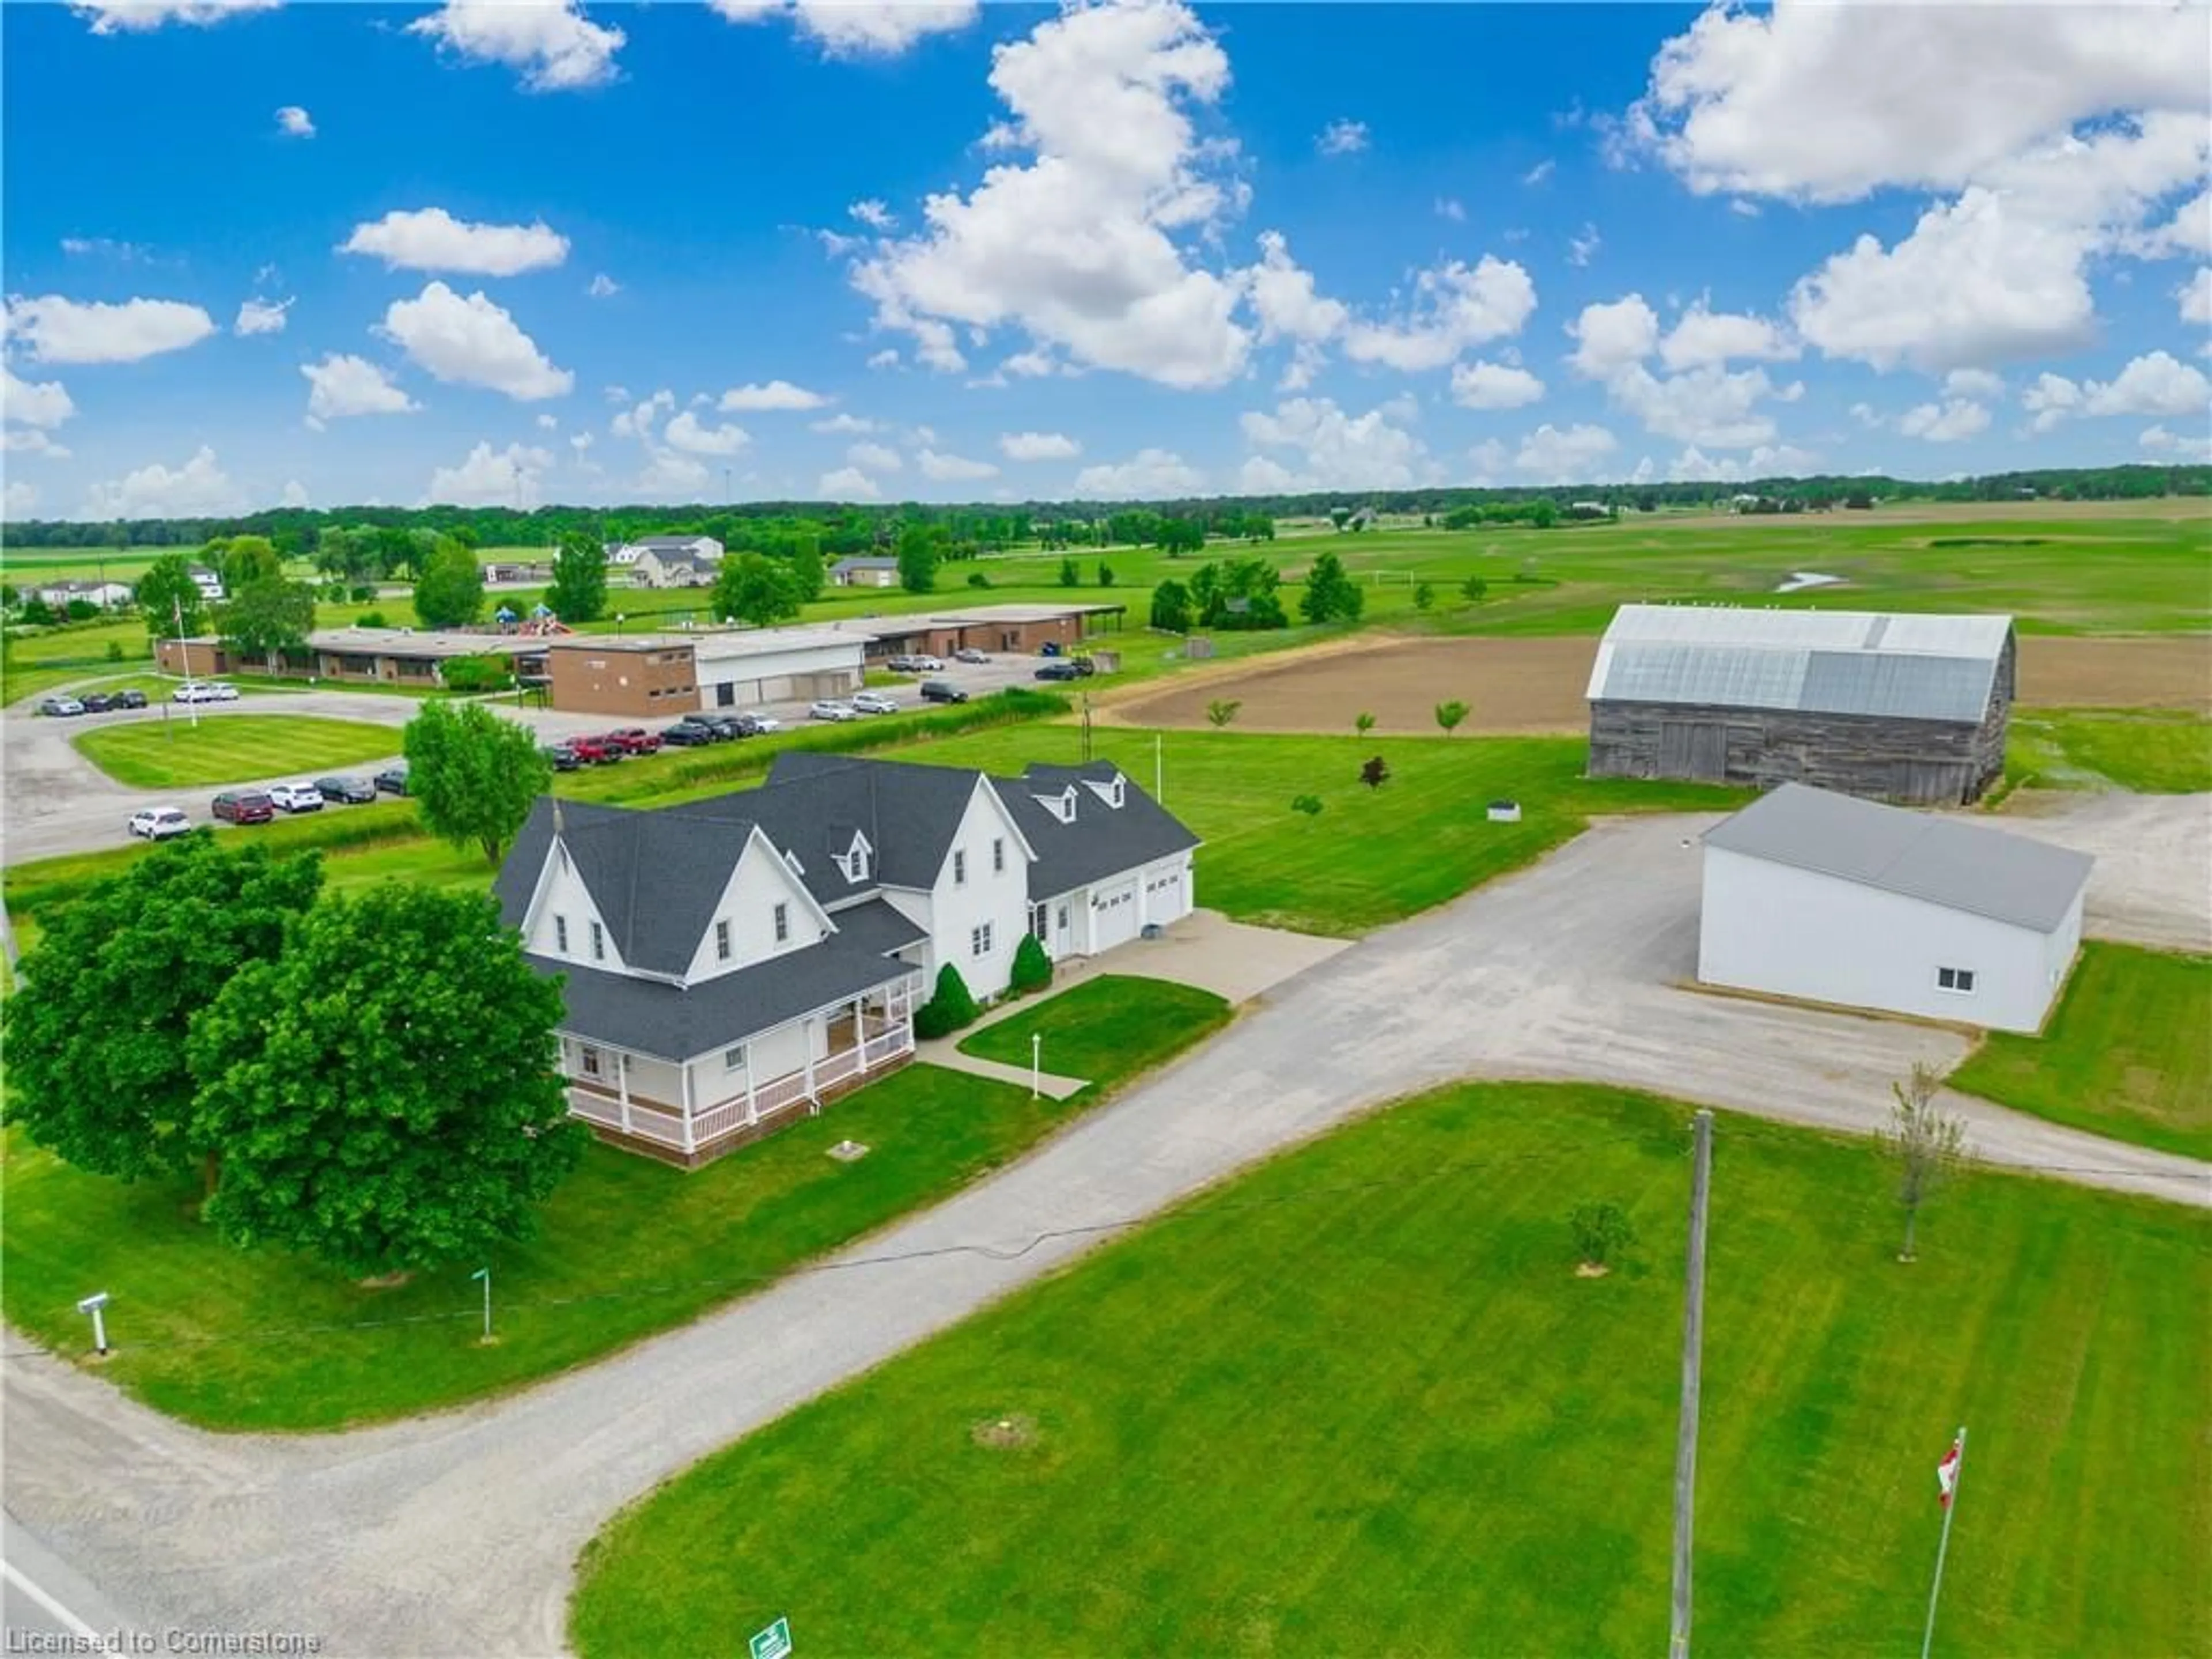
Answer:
1589;635;2013;805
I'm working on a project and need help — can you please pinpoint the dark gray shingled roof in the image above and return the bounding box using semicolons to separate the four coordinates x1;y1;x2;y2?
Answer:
683;752;990;893
993;760;1200;901
824;896;929;955
535;942;912;1060
1703;782;2092;932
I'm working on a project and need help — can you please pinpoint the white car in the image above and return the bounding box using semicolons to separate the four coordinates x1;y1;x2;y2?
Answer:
909;654;946;672
745;713;783;733
808;699;861;722
850;690;901;715
952;647;989;664
209;681;241;701
173;681;219;703
128;807;192;840
267;782;325;813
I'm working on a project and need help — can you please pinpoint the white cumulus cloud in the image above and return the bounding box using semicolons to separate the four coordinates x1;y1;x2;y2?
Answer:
587;273;619;298
2141;423;2212;463
82;444;244;517
999;430;1081;461
846;441;903;474
1513;422;1618;484
811;412;876;434
234;296;292;336
340;207;569;275
377;281;573;400
2179;267;2212;326
72;0;278;33
1567;294;1660;380
5;294;215;363
1239;395;1426;491
408;0;625;91
918;448;999;482
710;0;977;57
1449;359;1545;410
1316;118;1369;157
2;368;77;430
817;465;882;501
1896;399;1991;443
718;379;830;411
1073;446;1204;498
2081;350;2211;418
274;104;314;137
6;480;39;517
423;441;553;507
1340;256;1537;373
662;410;752;455
1658;301;1797;370
301;354;418;420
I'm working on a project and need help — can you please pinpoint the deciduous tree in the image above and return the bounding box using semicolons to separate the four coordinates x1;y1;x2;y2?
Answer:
1354;711;1376;737
216;578;316;672
1461;575;1488;602
1359;756;1389;789
403;699;552;865
1206;698;1241;728
786;540;825;605
0;836;323;1188
1059;556;1081;588
413;537;486;629
713;552;801;628
214;535;282;589
547;531;607;624
134;554;205;638
1885;1063;1970;1262
897;522;942;594
1298;550;1364;624
187;885;584;1278
1414;581;1435;611
1435;699;1470;737
1149;579;1192;634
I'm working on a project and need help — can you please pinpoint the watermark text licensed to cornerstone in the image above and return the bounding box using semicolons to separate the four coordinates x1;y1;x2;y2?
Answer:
7;1630;325;1656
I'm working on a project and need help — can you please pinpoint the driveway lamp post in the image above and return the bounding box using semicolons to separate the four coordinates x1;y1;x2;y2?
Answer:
76;1291;111;1356
1031;1032;1041;1100
615;613;626;639
472;1267;491;1341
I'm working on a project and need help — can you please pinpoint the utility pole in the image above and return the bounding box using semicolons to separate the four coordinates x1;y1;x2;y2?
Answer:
1669;1109;1714;1659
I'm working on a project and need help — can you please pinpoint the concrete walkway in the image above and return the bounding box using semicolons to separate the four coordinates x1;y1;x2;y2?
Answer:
1;800;2203;1658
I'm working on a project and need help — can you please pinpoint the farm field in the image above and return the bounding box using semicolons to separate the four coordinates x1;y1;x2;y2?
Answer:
73;715;402;789
1108;632;2212;737
569;1080;2212;1659
1950;943;2211;1161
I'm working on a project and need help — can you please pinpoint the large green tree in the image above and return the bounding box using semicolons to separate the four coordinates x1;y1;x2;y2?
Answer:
187;885;585;1277
216;577;316;671
1149;579;1192;633
897;522;941;594
1298;550;1365;624
0;836;323;1187
214;535;282;589
786;537;825;605
135;552;206;638
403;700;552;864
414;536;486;628
713;552;801;627
547;531;608;624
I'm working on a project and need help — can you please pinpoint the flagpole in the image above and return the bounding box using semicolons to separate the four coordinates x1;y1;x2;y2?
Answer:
1921;1426;1967;1659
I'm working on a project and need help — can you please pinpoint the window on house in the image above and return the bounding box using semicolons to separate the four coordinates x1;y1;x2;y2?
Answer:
954;849;967;886
1936;967;1977;994
590;921;605;961
555;915;570;953
724;1045;747;1071
850;840;870;882
715;919;731;961
774;902;790;944
1056;905;1069;930
579;1045;602;1078
971;923;993;957
993;837;1005;874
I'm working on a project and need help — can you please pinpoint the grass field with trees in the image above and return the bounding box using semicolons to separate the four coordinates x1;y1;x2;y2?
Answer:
570;1081;2211;1659
1949;942;2211;1161
72;714;402;789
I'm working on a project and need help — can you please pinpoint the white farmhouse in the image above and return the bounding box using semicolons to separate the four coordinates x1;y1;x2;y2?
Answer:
1698;782;2092;1033
494;752;1199;1164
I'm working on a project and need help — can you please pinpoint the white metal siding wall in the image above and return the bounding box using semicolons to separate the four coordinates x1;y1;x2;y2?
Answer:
682;838;829;983
695;643;866;708
1699;846;2067;1033
927;787;1030;998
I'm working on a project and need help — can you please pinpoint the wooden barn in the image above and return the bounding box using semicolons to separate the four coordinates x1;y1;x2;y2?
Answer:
1586;604;2016;805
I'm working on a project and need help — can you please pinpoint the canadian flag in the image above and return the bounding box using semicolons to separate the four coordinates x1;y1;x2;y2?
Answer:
1937;1435;1963;1508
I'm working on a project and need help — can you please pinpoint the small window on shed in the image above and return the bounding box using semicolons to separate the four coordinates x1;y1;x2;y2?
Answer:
1936;966;1976;994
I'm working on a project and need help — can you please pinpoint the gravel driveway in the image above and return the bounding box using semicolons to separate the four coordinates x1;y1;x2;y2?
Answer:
3;796;2203;1658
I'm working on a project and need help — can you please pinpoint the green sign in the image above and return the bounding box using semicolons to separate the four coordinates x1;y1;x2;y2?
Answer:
750;1618;792;1659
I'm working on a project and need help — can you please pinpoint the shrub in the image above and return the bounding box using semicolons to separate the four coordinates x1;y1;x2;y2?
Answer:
967;571;993;589
1009;933;1053;995
1569;1202;1637;1271
440;653;516;694
350;584;378;604
1206;698;1241;728
1291;793;1323;819
1359;756;1389;789
357;611;388;629
913;963;980;1039
105;641;124;662
65;600;100;622
1461;576;1488;601
1354;711;1376;737
1414;581;1435;611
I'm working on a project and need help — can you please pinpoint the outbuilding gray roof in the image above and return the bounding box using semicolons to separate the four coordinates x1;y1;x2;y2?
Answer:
993;760;1201;900
1589;604;2013;724
1703;783;2092;933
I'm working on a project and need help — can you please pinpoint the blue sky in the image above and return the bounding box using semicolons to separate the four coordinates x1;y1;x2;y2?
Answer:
3;0;2208;519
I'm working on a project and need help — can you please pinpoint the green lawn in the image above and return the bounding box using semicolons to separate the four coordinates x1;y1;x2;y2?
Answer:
1950;943;2212;1161
3;1052;1221;1431
73;715;403;788
958;975;1232;1094
2006;709;2212;794
570;1082;2212;1659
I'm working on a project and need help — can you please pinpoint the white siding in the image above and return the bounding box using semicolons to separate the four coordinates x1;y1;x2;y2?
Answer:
682;831;831;983
695;641;867;709
523;845;626;972
926;781;1032;998
1699;846;2073;1033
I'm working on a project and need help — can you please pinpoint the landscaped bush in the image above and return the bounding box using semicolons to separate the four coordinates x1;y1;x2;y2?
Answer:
1009;932;1053;995
357;611;388;628
440;653;516;694
350;585;377;604
912;964;980;1039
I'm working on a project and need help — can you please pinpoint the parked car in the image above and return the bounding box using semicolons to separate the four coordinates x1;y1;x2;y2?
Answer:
115;688;147;709
37;696;85;717
884;654;922;673
850;690;901;715
910;654;946;672
79;692;116;713
952;646;989;664
603;728;662;755
1035;661;1080;681
173;681;220;704
565;736;621;764
1039;641;1063;657
661;722;714;747
809;699;861;722
268;782;325;813
315;775;377;804
374;765;410;796
919;679;969;704
539;744;582;772
209;682;241;701
693;714;748;741
211;790;275;825
128;807;192;840
737;711;783;735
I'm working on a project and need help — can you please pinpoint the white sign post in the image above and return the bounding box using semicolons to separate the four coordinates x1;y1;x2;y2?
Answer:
749;1617;792;1659
471;1267;491;1340
1031;1032;1041;1100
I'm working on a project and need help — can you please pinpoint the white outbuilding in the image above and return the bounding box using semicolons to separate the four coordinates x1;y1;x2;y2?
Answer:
1698;783;2093;1033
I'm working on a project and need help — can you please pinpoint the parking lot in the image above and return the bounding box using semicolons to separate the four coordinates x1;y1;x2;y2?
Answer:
0;654;1042;868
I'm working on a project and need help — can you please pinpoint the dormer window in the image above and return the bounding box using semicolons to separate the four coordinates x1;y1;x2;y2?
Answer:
1030;786;1078;824
1082;773;1127;810
843;832;872;884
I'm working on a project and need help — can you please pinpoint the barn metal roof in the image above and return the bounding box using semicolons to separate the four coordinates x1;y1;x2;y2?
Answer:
1703;783;2092;933
1587;604;2013;722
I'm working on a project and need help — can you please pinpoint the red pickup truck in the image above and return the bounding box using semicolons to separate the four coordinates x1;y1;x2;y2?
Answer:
565;736;622;764
604;728;664;755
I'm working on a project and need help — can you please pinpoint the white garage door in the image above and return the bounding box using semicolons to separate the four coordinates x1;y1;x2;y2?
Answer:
1144;865;1190;926
1092;879;1141;952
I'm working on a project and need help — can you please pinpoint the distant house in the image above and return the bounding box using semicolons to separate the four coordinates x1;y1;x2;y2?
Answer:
32;578;134;609
830;555;902;588
483;560;552;585
609;534;722;569
187;564;225;602
632;546;718;589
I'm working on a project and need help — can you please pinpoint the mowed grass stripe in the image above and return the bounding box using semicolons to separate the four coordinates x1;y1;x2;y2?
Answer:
570;1085;2210;1659
73;715;403;789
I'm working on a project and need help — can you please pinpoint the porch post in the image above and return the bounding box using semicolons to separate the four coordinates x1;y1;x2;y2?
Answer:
802;1017;817;1104
616;1052;632;1134
745;1056;759;1126
680;1061;696;1155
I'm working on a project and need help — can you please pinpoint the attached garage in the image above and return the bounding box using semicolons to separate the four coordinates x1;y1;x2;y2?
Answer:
1698;782;2093;1033
1090;876;1142;952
